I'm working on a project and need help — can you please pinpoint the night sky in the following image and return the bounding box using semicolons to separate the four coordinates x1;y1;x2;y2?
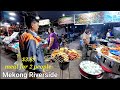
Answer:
37;11;90;21
1;11;93;24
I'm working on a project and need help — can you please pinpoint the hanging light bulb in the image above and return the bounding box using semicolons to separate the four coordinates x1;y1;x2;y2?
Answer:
35;11;40;20
62;14;65;17
36;16;40;20
9;17;16;21
9;12;16;16
17;22;20;25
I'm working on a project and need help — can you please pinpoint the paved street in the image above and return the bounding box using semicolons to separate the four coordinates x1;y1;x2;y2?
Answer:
1;39;120;79
0;39;82;79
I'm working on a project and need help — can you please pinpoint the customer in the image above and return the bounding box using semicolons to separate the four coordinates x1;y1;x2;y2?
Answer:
81;29;90;60
47;27;59;62
61;34;67;47
47;27;59;50
19;16;44;79
106;29;114;39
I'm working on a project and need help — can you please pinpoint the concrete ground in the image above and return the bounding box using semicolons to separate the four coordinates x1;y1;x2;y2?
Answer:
1;39;120;79
0;39;82;79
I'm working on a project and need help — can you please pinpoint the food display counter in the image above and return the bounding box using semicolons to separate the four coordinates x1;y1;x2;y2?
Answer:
88;43;120;76
96;38;120;45
95;45;120;63
50;47;81;79
97;39;109;43
7;39;48;54
7;42;19;53
109;38;120;44
96;39;109;46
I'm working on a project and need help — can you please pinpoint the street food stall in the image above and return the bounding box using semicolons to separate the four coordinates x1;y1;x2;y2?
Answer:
89;44;120;77
2;32;19;53
50;47;81;79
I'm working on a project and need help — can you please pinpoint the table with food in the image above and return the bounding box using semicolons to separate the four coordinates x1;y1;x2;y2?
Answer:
96;44;120;63
88;37;120;63
7;42;19;53
49;47;81;79
51;47;81;63
88;43;120;75
108;38;120;44
96;39;109;46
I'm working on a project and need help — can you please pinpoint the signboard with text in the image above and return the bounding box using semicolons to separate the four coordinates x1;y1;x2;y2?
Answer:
74;12;104;25
58;16;74;25
74;11;120;25
39;19;50;26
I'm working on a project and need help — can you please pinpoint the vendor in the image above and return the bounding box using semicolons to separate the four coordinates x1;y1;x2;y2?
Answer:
81;29;90;60
19;17;45;79
106;29;114;39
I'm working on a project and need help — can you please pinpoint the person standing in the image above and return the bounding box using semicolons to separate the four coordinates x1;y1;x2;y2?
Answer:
47;27;59;62
19;17;45;79
106;29;114;39
81;29;90;60
47;27;59;50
